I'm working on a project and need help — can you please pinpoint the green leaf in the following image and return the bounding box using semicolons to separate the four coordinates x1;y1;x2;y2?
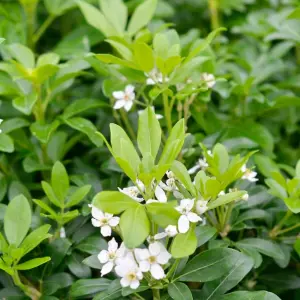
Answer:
186;28;226;62
63;98;107;119
41;181;62;208
195;225;217;247
176;248;243;282
296;160;300;178
21;224;52;255
168;282;193;300
146;202;180;227
77;1;118;36
16;257;51;270
138;107;161;159
0;174;7;202
7;43;35;68
254;154;280;178
294;239;300;257
13;93;38;115
110;124;140;177
134;42;154;72
67;252;91;278
66;185;91;208
236;238;285;261
0;133;14;153
34;64;59;83
95;53;139;69
30;120;60;144
71;278;112;297
0;118;30;134
213;144;229;174
208;191;247;210
52;161;69;203
127;0;158;36
200;253;254;300
99;0;127;34
171;160;195;196
93;191;139;214
4;195;31;247
36;53;60;66
76;236;107;255
44;0;76;16
220;291;281;300
159;119;185;166
64;117;103;147
120;205;150;248
171;227;197;258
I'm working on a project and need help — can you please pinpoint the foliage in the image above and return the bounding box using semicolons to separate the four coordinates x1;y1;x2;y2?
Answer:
0;0;299;299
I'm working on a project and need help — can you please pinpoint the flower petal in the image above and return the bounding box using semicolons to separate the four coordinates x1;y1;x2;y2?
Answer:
101;225;112;237
108;238;118;252
120;277;130;287
113;99;125;109
155;185;167;203
91;206;104;219
113;91;125;99
139;260;150;272
154;232;167;240
125;84;135;94
130;279;140;289
108;217;120;227
178;215;190;233
187;212;201;223
91;218;101;227
188;165;200;174
124;100;133;111
157;250;172;265
149;242;161;256
150;263;165;280
101;261;114;276
98;250;109;263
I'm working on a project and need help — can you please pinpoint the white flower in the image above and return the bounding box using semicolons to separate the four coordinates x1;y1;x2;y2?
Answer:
89;204;120;237
98;238;126;276
188;151;212;174
242;193;249;201
159;171;177;192
176;199;201;233
118;186;144;202
138;106;163;119
201;73;216;89
145;68;169;85
135;242;172;280
218;191;225;196
59;227;66;238
115;257;143;289
113;85;135;111
146;185;167;204
150;225;178;241
241;165;258;182
196;200;208;215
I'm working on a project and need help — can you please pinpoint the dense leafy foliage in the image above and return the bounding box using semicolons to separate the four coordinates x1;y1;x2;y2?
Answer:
0;0;299;299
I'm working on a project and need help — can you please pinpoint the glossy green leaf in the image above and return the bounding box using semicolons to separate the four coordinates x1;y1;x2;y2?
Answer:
120;205;150;248
70;278;111;297
0;133;14;153
66;185;91;208
171;227;197;258
16;257;51;270
220;291;281;300
168;282;193;300
51;161;69;203
208;191;247;209
4;195;31;247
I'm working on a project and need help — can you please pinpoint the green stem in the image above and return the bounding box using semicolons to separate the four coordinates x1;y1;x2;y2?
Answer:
167;259;180;280
152;288;160;300
33;14;56;45
13;270;41;299
270;210;293;238
134;293;146;300
163;92;172;132
22;1;37;50
119;109;136;140
208;0;220;30
276;223;300;236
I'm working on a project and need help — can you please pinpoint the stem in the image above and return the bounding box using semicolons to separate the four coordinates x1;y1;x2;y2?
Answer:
119;109;136;141
134;293;146;300
296;45;300;65
270;210;292;238
13;270;41;299
208;0;220;30
163;92;172;132
33;14;56;45
167;259;180;280
152;288;160;300
22;1;37;50
276;223;300;236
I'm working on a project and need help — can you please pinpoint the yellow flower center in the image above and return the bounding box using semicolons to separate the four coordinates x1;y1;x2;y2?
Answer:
149;256;156;263
127;272;136;281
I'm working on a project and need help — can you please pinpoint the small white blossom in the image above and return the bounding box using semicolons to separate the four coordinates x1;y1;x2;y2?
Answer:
241;165;258;182
196;200;208;215
138;106;163;119
113;85;135;111
188;151;212;174
118;186;144;202
59;227;66;238
242;193;249;201
135;242;172;280
89;204;119;237
201;73;216;89
176;199;201;233
218;191;225;196
98;238;126;276
115;257;143;289
146;184;167;204
145;68;169;85
151;225;178;241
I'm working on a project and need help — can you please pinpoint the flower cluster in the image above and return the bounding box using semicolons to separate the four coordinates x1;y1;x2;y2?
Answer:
98;238;172;289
